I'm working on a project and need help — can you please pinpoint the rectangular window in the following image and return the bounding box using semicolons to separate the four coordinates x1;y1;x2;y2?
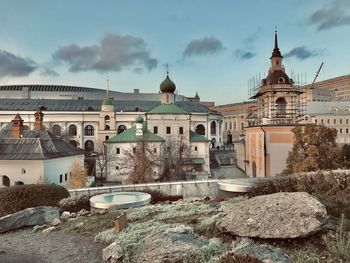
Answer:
347;119;349;125
340;128;343;134
229;122;232;130
153;126;158;134
327;119;330;124
321;119;324;124
315;119;317;124
166;127;171;134
133;147;136;153
346;128;349;134
116;148;120;154
65;173;67;181
59;174;62;183
340;119;342;124
241;123;244;130
179;127;184;134
334;119;336;124
153;148;157;153
195;146;198;151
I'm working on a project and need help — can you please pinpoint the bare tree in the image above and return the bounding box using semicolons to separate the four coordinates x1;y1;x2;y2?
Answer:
65;159;88;189
94;141;112;185
160;135;192;181
120;138;161;184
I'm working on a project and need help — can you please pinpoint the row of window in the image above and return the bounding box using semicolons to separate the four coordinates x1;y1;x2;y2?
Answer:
315;119;349;125
51;124;127;137
339;128;349;134
224;122;245;131
59;173;69;183
153;126;184;135
115;146;198;155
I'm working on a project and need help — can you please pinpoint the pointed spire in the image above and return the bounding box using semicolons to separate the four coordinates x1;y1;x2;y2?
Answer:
270;30;283;59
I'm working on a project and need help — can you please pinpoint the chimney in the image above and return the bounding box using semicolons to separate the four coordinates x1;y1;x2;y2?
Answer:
34;109;44;131
12;113;24;138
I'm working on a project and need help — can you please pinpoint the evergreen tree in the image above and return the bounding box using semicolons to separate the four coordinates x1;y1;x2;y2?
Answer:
285;124;340;174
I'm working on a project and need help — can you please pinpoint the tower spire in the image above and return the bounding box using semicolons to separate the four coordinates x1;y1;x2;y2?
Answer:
274;30;278;50
270;30;282;59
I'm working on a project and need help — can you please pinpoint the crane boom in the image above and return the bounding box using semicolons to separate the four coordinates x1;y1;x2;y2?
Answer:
311;62;324;89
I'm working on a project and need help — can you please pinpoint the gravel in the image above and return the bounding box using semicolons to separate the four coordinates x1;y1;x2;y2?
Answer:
0;227;104;263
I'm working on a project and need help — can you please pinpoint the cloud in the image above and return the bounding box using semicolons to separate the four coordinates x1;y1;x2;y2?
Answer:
309;0;350;30
243;28;262;45
235;49;256;60
183;36;224;57
40;67;59;77
284;46;322;60
52;34;158;73
0;50;38;78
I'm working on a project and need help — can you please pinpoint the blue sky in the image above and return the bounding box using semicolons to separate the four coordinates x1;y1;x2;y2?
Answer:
0;0;349;104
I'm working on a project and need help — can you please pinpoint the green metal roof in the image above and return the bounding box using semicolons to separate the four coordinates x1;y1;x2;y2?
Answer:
102;98;113;105
106;125;165;143
190;130;209;142
148;104;189;115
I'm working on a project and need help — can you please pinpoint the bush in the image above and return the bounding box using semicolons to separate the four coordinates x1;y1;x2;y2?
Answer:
136;189;183;204
0;184;69;217
59;193;93;213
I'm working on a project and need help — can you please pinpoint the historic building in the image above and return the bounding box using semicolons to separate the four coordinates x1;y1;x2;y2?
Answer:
0;112;85;187
0;74;222;182
105;74;211;182
235;31;302;177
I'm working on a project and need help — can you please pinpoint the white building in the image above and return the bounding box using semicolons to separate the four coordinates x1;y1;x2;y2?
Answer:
0;112;85;187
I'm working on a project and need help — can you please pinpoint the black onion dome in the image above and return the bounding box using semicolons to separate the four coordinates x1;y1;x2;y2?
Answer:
264;70;292;85
160;75;176;93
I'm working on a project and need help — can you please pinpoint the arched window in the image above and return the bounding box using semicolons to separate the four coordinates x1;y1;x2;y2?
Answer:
84;125;94;136
210;121;216;135
278;77;285;83
105;125;110;130
330;107;339;112
117;125;127;134
195;124;205;135
68;124;77;136
52;124;61;136
85;140;94;152
275;97;287;117
343;107;350;112
104;115;110;121
2;175;10;187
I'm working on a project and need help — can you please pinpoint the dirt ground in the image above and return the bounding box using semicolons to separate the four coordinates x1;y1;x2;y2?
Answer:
0;227;104;263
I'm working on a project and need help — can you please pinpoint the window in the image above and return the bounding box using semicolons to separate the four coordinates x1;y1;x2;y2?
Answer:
104;115;110;121
315;119;317;124
116;166;119;170
340;128;343;134
347;119;349;125
340;119;343;124
105;125;110;130
65;173;67;181
195;124;205;135
105;136;109;141
153;148;157;153
84;125;94;136
327;119;330;124
59;174;62;183
241;123;244;130
153;126;158;134
68;124;77;136
133;147;136;153
210;122;216;135
195;146;198;151
234;122;237;130
179;127;184;134
225;122;227;130
117;125;127;134
346;128;349;134
321;119;324;124
116;148;120;154
166;127;171;134
52;124;61;136
334;119;336;124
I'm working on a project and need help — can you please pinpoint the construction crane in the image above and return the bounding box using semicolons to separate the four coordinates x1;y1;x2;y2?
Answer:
310;62;324;89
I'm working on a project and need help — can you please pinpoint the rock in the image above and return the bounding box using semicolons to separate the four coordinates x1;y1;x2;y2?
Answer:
216;192;328;238
0;249;6;254
32;224;48;233
102;241;123;261
114;212;127;233
42;226;55;234
51;218;61;226
60;211;71;221
77;209;90;217
130;231;207;262
0;206;60;234
231;238;291;263
70;212;77;218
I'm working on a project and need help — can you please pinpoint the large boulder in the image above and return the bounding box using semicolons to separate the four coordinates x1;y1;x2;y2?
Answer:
0;206;59;233
216;192;328;238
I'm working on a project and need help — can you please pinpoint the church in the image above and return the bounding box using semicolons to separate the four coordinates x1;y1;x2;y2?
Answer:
235;31;303;177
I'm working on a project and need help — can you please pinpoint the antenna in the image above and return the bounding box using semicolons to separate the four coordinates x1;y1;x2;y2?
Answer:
311;62;324;89
106;73;110;97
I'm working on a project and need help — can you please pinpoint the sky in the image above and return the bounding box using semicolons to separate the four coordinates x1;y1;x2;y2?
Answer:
0;0;349;105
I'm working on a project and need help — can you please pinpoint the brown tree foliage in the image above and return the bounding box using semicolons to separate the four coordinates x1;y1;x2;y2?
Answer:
65;159;88;189
284;124;340;174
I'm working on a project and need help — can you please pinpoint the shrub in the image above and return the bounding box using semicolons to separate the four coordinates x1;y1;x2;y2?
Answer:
323;214;350;262
0;184;69;217
138;189;183;204
196;238;227;263
59;193;93;213
94;228;118;244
